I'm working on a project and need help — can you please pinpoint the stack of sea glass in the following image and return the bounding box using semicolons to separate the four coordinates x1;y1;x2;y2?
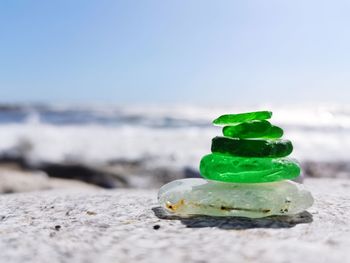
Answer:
158;111;313;218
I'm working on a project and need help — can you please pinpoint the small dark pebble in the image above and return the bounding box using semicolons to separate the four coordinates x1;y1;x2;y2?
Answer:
153;224;160;230
55;225;61;231
86;211;97;215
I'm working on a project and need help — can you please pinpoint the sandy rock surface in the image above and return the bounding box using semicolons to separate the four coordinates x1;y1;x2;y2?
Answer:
0;178;349;263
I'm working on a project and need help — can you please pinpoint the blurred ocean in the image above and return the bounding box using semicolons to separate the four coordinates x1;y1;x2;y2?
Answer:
0;103;349;170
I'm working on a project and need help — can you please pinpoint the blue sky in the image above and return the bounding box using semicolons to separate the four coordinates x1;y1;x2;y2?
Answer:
0;1;349;105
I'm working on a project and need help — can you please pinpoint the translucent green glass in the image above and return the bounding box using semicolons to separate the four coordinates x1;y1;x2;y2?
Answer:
213;111;272;126
222;120;283;139
211;136;293;158
199;153;300;183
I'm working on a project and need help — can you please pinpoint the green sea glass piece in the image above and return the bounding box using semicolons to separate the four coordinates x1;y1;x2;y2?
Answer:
265;126;284;138
213;111;272;126
158;178;313;218
211;136;293;158
199;153;300;183
222;120;283;139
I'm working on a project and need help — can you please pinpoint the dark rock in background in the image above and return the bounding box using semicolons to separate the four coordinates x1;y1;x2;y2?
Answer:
0;153;349;192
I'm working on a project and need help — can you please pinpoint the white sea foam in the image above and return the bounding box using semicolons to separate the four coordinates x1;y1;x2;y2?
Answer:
0;104;349;168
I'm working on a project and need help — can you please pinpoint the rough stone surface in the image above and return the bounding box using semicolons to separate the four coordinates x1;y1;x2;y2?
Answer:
0;178;349;263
